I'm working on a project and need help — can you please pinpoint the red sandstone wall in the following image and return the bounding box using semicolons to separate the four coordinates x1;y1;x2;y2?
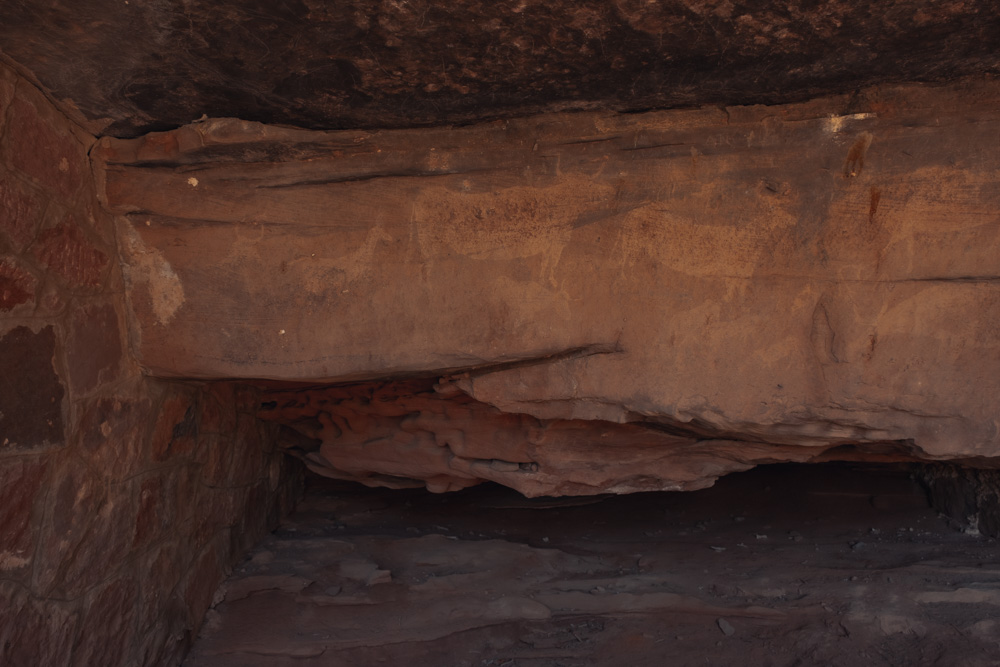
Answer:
0;62;301;665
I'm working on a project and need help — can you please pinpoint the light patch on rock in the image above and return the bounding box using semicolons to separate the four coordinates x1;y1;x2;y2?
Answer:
120;222;185;325
825;112;876;134
0;553;30;570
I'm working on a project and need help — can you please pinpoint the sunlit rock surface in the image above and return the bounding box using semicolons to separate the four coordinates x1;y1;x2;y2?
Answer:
96;80;1000;494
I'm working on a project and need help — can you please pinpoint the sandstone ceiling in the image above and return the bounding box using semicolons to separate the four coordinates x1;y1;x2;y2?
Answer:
2;0;1000;138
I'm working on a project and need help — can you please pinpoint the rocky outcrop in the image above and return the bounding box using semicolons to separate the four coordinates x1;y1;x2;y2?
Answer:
96;78;1000;494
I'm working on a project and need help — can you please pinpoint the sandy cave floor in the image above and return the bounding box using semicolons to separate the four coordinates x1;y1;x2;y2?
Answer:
184;463;1000;666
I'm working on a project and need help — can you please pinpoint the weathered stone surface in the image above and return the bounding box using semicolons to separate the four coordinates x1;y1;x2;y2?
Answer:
0;457;48;575
137;543;193;667
0;258;36;311
33;461;137;598
0;58;299;667
184;541;227;631
263;380;826;496
134;475;168;549
0;66;13;126
76;392;152;480
2;0;1000;137
0;326;64;450
32;218;108;288
0;174;42;253
198;383;238;435
67;303;122;393
0;582;78;667
72;575;138;667
98;80;1000;493
151;392;198;462
3;93;84;199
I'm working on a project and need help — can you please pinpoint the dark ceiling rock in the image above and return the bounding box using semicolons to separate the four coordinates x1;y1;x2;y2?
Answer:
2;0;1000;137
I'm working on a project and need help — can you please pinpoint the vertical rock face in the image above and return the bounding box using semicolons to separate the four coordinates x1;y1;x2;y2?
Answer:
0;61;302;667
97;78;1000;494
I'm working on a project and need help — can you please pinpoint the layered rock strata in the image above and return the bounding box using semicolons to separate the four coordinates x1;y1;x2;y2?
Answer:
96;79;1000;493
260;379;925;496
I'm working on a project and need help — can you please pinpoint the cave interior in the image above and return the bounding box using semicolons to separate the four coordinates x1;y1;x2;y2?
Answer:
2;1;1000;665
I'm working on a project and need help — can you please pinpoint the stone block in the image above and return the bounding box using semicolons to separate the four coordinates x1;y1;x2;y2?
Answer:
0;173;43;253
0;325;64;451
0;457;48;577
5;93;84;200
0;257;36;312
31;216;108;288
66;302;122;394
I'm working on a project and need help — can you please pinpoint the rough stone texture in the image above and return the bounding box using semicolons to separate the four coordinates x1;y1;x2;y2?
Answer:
0;582;78;667
919;465;1000;539
3;92;85;199
32;218;109;289
0;326;64;450
0;173;43;253
0;60;303;667
2;1;1000;137
98;79;1000;493
0;258;36;311
0;458;48;576
262;379;869;497
66;302;122;393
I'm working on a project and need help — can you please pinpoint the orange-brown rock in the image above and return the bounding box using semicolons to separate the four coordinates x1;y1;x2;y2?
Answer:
261;380;925;497
97;79;1000;493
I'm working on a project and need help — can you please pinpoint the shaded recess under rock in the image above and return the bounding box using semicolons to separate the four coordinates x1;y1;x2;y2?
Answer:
184;464;1000;666
261;379;926;497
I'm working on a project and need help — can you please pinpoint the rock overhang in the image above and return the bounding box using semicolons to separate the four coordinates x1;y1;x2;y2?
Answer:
2;0;1000;138
89;78;1000;494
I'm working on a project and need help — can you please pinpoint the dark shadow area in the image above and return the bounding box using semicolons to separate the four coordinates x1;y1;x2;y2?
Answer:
185;462;1000;666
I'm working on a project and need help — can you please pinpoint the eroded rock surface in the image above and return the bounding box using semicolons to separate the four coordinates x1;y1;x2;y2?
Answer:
3;0;1000;138
97;79;1000;493
260;379;921;496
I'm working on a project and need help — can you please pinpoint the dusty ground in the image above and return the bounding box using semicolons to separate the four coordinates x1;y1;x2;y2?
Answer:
185;463;1000;666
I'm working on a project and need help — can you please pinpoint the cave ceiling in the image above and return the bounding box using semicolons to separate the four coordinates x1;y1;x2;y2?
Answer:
2;0;1000;138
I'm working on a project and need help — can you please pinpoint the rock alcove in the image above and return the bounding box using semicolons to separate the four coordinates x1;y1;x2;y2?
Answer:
3;1;1000;664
